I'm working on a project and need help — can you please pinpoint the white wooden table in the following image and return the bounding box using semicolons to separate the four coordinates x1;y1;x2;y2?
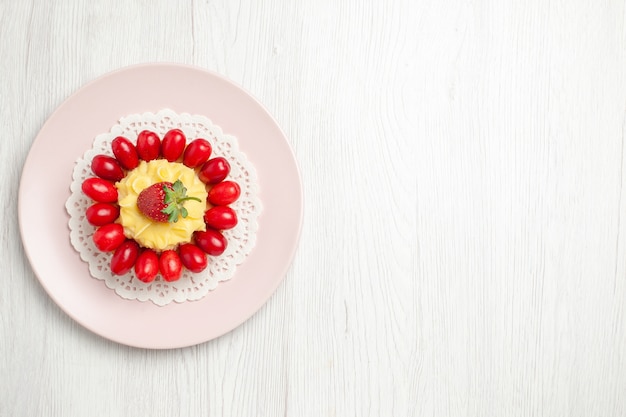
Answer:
3;0;626;415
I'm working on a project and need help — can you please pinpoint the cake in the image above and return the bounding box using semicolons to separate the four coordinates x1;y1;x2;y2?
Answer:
80;128;241;283
66;110;261;305
116;160;208;251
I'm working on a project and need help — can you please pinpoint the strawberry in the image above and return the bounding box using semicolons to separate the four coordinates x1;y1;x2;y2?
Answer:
136;180;201;223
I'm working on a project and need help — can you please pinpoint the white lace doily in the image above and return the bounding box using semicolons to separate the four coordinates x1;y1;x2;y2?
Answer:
65;109;261;306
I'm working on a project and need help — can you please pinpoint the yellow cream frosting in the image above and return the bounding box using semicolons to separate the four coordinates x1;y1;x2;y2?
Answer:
115;160;207;250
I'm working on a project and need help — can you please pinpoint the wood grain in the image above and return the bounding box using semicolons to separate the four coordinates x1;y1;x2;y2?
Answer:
2;0;626;416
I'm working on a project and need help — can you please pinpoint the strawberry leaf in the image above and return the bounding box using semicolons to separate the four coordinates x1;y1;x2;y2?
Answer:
173;180;184;194
159;180;202;223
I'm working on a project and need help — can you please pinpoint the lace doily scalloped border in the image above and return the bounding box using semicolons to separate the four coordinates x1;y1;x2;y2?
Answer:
65;109;261;306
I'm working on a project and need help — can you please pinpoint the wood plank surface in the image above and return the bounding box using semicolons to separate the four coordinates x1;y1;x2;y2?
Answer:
2;0;626;416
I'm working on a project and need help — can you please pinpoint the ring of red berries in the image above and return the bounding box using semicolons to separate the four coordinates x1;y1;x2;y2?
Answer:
80;128;241;283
